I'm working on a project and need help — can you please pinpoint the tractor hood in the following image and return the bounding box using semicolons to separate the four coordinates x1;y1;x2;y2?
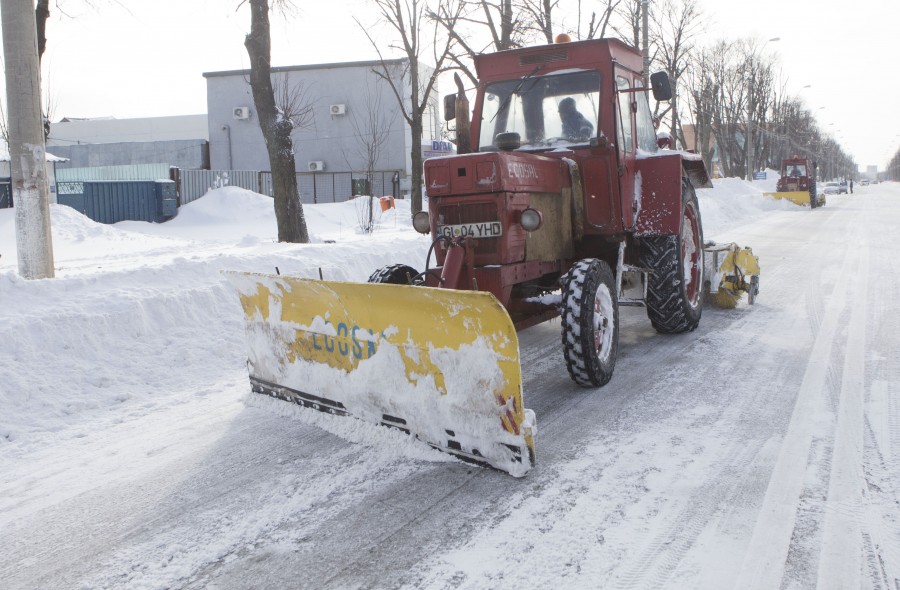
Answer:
424;152;570;197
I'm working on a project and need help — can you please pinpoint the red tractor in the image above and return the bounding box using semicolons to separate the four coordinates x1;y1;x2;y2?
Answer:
229;38;757;476
379;37;712;387
773;157;821;207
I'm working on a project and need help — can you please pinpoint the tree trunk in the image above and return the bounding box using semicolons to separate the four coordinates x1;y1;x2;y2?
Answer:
410;117;424;214
2;0;55;279
35;0;49;59
244;0;308;243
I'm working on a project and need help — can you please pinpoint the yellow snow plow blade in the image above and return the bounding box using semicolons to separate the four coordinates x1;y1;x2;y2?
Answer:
225;272;535;477
703;242;761;308
764;190;813;207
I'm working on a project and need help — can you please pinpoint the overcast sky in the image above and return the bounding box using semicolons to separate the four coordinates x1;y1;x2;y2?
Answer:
6;0;897;170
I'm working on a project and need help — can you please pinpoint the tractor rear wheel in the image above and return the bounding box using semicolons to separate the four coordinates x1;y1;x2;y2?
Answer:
368;264;420;285
640;179;704;333
561;258;619;387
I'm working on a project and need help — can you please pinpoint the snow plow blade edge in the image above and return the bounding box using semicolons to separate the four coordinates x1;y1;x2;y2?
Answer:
225;272;534;477
764;190;814;207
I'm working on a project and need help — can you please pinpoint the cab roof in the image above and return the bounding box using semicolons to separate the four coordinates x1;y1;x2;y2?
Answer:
474;38;643;82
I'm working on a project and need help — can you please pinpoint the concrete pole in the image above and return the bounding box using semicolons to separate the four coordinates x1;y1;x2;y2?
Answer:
2;0;55;279
641;0;650;89
746;95;753;181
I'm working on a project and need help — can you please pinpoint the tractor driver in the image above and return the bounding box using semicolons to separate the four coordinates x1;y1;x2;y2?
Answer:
789;165;802;177
558;97;594;141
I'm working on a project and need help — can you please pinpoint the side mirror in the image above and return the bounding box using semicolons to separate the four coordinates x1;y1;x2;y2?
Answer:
443;94;456;122
650;71;673;102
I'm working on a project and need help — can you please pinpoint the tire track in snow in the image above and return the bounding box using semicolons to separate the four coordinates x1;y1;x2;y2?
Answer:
815;228;868;590
732;231;858;590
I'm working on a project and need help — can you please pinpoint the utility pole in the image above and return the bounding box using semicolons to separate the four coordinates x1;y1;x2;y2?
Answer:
641;0;650;89
2;0;55;279
744;90;753;182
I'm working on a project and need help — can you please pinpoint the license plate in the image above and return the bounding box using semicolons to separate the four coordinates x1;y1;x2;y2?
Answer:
438;222;503;239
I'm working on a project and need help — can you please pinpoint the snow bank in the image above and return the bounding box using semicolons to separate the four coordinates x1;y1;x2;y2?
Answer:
697;173;796;239
0;189;429;451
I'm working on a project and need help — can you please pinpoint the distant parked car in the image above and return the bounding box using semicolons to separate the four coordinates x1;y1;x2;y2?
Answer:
838;181;849;194
860;179;870;186
823;182;841;195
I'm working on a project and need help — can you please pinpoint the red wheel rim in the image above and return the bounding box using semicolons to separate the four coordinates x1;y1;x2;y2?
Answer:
681;203;701;307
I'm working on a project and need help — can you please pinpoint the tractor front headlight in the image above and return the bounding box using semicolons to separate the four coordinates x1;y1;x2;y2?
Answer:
520;208;543;231
413;211;431;234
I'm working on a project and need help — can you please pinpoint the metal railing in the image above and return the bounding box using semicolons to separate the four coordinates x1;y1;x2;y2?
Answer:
259;170;400;204
177;169;261;205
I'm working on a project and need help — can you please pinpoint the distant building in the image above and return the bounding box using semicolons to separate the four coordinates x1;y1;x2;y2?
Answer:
203;57;443;196
46;115;209;169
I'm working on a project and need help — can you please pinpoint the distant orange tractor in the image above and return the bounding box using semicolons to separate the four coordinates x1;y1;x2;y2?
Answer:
769;157;823;208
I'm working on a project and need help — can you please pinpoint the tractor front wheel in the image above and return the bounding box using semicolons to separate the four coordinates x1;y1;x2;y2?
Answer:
561;258;619;387
367;264;420;285
640;179;704;333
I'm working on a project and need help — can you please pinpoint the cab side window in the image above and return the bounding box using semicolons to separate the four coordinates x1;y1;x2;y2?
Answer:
634;80;658;152
616;76;634;153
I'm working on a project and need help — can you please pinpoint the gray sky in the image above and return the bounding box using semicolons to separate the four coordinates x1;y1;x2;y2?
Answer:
11;0;899;170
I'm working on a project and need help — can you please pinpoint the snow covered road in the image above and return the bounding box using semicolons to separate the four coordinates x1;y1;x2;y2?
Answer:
2;185;898;589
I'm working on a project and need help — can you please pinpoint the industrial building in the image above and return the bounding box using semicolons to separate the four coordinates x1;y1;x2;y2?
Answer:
203;57;447;196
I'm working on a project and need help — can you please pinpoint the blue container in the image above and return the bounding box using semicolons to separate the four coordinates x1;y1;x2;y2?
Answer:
57;180;178;223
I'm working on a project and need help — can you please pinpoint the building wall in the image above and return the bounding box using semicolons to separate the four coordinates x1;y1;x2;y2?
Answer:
47;115;209;145
49;140;209;170
42;115;210;170
204;59;441;192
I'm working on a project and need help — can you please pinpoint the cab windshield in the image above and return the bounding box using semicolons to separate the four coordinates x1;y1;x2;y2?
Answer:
784;164;807;177
479;70;601;151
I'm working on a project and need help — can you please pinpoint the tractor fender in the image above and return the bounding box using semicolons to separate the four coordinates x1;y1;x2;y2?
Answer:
634;151;684;236
633;151;711;236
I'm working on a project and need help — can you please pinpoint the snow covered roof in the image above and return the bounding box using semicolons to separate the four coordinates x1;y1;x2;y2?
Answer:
0;141;68;162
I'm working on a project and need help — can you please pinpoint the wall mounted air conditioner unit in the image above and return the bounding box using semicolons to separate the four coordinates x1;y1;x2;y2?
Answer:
308;161;325;172
233;106;250;120
329;104;347;116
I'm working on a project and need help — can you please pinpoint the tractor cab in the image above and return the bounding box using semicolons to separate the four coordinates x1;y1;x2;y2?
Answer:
778;158;811;191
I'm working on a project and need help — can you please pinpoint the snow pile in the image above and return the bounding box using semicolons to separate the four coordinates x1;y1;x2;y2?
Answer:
0;190;429;451
0;177;796;453
696;173;796;240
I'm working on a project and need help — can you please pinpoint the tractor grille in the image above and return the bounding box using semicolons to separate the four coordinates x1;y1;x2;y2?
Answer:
439;202;499;254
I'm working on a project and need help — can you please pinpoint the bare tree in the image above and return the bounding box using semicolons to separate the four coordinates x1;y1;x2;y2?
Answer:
243;0;309;243
342;80;392;233
273;73;315;132
571;0;620;40
35;0;50;59
652;0;702;147
613;0;642;48
683;45;718;171
358;0;461;215
431;0;522;86
687;40;745;177
518;0;560;43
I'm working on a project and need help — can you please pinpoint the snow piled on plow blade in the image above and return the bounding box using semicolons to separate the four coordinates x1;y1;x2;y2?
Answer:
225;271;535;477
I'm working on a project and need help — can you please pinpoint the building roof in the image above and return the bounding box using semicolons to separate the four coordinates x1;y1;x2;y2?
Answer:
202;57;409;79
0;141;68;162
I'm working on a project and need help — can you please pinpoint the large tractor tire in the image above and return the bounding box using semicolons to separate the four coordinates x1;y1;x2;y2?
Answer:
561;258;619;387
368;264;420;285
640;179;704;333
